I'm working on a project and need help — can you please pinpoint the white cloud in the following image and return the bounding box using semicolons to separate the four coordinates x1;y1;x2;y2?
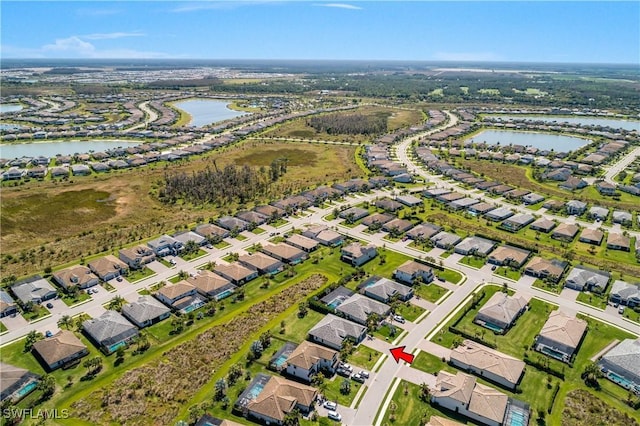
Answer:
76;8;121;17
82;32;146;40
433;51;504;62
313;3;362;10
171;1;281;13
43;36;96;55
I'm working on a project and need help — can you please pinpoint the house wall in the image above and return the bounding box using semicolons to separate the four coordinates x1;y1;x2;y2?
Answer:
449;358;517;390
535;337;576;362
48;348;89;371
286;364;314;383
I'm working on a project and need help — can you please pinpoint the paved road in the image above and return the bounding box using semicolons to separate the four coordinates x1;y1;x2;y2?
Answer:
128;101;158;131
602;146;640;184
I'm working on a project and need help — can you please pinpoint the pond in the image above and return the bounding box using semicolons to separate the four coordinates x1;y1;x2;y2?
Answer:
173;99;249;128
0;104;24;114
487;114;640;132
0;139;141;159
466;130;590;152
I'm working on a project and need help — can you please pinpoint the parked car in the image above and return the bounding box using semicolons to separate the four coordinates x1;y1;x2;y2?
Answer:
327;411;342;421
618;306;625;314
45;302;53;309
45;330;52;338
491;265;497;271
437;276;445;282
351;373;365;383
393;314;405;324
336;368;350;377
116;276;123;282
323;401;337;411
359;370;370;379
339;362;353;372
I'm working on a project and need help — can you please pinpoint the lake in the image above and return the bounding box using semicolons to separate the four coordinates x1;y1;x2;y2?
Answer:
0;104;24;114
466;130;590;152
0;140;141;159
173;99;249;128
487;114;640;132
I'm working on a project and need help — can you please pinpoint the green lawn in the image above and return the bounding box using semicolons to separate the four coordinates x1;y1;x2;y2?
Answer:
412;351;453;375
126;266;155;282
234;234;248;241
493;266;522;281
532;278;562;294
414;283;448;303
394;302;426;322
436;269;463;284
158;258;174;268
323;375;363;407
349;345;382;371
251;227;266;234
168;275;183;283
268;309;324;344
0;322;7;333
180;249;207;261
271;218;288;228
576;291;608;310
60;291;91;307
459;256;486;268
439;252;451;259
622;307;640;324
22;304;50;322
214;240;231;249
408;241;433;252
373;323;402;341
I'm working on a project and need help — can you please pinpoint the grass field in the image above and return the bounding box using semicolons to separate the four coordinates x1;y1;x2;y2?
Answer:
415;283;448;303
1;141;361;279
126;266;155;282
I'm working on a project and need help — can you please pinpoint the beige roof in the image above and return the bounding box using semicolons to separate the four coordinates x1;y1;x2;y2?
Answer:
607;232;630;248
432;371;476;404
450;340;525;386
53;265;98;288
186;270;231;293
286;341;337;370
539;310;587;348
525;256;565;277
426;416;465;426
261;243;305;260
580;228;604;242
119;244;154;259
88;255;128;278
342;242;377;258
468;382;509;424
239;252;281;270
155;281;195;300
248;376;317;422
219;420;245;426
477;292;529;325
488;246;530;265
214;262;255;281
32;330;87;367
286;234;318;250
395;260;432;275
553;223;579;238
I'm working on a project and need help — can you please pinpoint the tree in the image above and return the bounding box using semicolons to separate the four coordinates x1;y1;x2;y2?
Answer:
283;408;301;426
419;382;431;402
250;340;264;358
311;372;326;389
214;378;227;401
183;240;199;255
227;363;243;386
58;315;73;330
298;301;308;318
24;330;43;352
366;312;381;333
582;361;602;389
340;378;351;395
259;331;272;349
107;295;125;311
37;374;56;399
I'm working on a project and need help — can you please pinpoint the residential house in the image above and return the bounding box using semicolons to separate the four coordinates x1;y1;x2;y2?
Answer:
335;294;390;325
172;231;207;247
236;211;268;227
437;192;465;203
564;266;610;292
529;217;556;233
430;231;462;249
88;255;129;281
382;218;414;234
254;205;285;220
484;207;514;222
468;202;495;216
0;363;40;403
302;225;343;247
187;270;237;300
242;374;317;425
217;216;249;232
339;207;370;222
11;276;57;305
596;181;617;195
261;243;307;265
147;235;183;257
565;200;587;216
543;200;565;211
588;206;609;221
32;330;89;371
155;281;205;313
340;242;378;266
522;193;545;205
195;415;244;426
119;245;156;269
194;223;230;240
82;310;139;354
308;314;367;350
360;276;414;303
0;291;18;318
430;371;510;426
551;223;579;242
406;222;442;241
285;341;339;383
534;310;587;363
214;263;258;285
121;295;171;328
454;236;497;257
609;281;640;307
396;194;422;207
578;228;604;246
598;339;640;389
285;234;319;252
474;292;529;334
449;198;479;211
612;210;632;225
239;252;284;274
607;233;631;251
524;257;568;283
52;265;99;291
375;198;403;212
559;176;588;191
499;214;535;232
394;260;434;285
449;340;525;390
487;246;531;268
425;417;465;426
362;213;395;228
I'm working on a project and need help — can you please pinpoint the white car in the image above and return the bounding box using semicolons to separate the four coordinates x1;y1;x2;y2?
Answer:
359;370;370;379
323;400;337;410
393;314;405;324
327;411;342;421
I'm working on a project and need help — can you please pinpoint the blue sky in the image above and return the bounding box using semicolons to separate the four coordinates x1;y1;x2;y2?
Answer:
1;1;638;63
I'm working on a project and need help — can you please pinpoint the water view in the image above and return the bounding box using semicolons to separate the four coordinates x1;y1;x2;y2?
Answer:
487;114;640;132
466;130;590;151
0;140;141;159
0;104;24;114
173;99;249;128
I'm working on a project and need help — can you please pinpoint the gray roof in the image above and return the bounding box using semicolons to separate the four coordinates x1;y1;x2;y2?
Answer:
476;292;529;326
588;206;609;219
122;296;171;325
83;310;138;347
335;294;390;323
396;194;422;206
566;200;587;210
308;314;366;348
217;216;249;230
147;234;181;250
11;277;57;304
612;210;632;222
454;236;497;256
172;231;206;246
364;277;413;301
407;222;442;239
450;197;480;209
600;339;640;380
430;231;462;247
339;207;370;219
610;280;640;303
565;266;610;290
485;207;514;220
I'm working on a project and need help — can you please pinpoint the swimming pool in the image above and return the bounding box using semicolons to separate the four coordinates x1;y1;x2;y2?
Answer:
507;409;526;426
607;372;638;390
540;346;565;361
272;354;288;368
16;381;37;398
247;382;265;400
328;296;347;309
216;289;234;301
482;321;504;333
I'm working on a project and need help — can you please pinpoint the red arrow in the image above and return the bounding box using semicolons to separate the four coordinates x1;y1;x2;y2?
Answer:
389;346;414;364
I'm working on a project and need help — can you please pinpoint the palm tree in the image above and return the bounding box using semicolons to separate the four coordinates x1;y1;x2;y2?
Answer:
107;295;125;311
419;382;431;402
58;315;73;330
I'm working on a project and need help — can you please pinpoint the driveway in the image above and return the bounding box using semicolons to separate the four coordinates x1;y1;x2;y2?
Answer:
1;312;29;331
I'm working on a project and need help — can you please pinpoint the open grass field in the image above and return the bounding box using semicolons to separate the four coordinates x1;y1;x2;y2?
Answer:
0;141;361;278
415;283;448;303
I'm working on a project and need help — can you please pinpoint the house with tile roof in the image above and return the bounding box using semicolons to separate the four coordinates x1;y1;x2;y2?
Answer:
186;270;237;300
11;276;57;305
0;363;40;403
534;310;587;363
32;330;89;371
214;263;259;285
394;260;434;285
564;266;610;293
474;292;529;334
242;375;317;425
52;265;100;291
0;291;18;318
88;255;129;281
121;295;171;328
83;310;139;354
450;340;525;390
609;281;640;307
308;314;367;350
340;242;378;266
360;276;414;303
285;341;339;383
598;339;640;391
335;294;390;325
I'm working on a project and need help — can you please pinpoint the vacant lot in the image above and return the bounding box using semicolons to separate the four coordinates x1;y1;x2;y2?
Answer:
1;141;361;278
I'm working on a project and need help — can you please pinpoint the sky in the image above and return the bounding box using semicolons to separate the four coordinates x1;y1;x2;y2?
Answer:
1;1;638;64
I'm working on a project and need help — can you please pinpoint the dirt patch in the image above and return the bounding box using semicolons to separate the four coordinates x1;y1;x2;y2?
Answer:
561;389;639;426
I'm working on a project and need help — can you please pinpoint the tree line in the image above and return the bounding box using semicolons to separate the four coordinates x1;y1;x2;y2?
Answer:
307;112;387;135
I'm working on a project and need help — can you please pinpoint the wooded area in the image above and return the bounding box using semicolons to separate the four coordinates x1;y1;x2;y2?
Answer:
307;112;387;135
